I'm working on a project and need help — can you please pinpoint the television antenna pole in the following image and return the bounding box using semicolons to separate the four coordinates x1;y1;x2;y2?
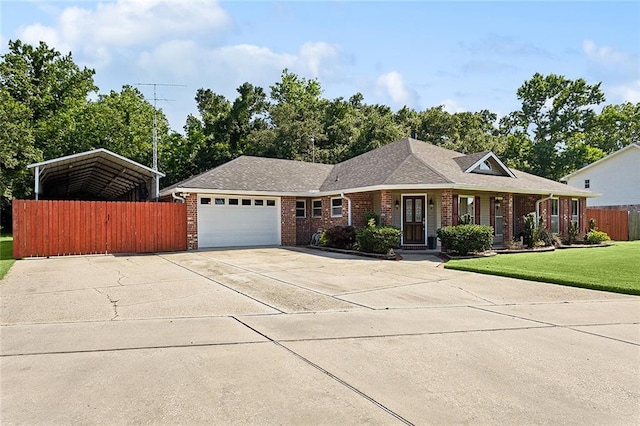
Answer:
136;82;186;199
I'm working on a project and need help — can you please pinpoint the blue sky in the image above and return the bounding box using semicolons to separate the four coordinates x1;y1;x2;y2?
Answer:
2;1;639;132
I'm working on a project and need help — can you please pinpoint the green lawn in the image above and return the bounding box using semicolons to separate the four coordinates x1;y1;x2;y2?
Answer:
445;241;640;295
0;236;15;280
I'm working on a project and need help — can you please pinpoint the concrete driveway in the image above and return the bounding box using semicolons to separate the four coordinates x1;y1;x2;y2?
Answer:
1;247;638;425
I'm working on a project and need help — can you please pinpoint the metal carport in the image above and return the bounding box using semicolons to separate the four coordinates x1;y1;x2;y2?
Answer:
27;149;164;201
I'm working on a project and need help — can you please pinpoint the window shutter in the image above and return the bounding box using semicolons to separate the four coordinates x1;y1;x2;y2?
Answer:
559;197;566;235
452;195;458;226
474;196;481;225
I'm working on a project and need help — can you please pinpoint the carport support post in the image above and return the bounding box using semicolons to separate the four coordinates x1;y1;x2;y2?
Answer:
155;175;159;200
34;166;40;200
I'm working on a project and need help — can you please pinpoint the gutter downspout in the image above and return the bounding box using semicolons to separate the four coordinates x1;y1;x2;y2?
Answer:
340;192;352;226
171;191;185;203
535;194;554;227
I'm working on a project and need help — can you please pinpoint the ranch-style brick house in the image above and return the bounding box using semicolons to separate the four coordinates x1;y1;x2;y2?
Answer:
160;138;594;250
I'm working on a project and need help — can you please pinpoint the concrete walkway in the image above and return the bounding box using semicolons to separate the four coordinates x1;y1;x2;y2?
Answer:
1;247;638;424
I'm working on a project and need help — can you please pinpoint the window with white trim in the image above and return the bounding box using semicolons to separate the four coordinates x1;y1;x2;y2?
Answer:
571;199;579;226
495;197;503;236
296;200;306;218
584;179;590;189
550;199;559;234
312;199;322;218
458;196;475;224
331;198;342;217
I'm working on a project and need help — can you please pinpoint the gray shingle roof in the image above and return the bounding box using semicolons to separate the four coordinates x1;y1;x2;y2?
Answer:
161;138;593;197
162;156;333;193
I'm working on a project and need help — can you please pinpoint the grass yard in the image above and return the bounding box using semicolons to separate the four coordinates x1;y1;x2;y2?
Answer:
0;236;15;280
445;241;640;295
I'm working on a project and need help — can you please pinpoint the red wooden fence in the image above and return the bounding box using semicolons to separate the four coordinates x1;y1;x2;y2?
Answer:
585;208;629;241
12;200;187;258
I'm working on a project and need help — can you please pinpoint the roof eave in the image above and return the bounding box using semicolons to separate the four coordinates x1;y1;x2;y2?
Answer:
162;183;596;198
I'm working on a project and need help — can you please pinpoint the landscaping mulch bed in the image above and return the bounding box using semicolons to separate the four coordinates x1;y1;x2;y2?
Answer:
307;245;401;260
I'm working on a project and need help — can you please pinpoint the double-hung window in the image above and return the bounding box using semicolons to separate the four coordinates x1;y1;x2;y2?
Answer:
571;199;579;226
458;196;475;224
312;199;322;218
550;199;559;234
296;200;306;218
331;198;342;217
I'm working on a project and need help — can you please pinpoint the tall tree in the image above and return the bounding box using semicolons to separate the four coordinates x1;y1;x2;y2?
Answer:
587;102;640;154
501;73;605;180
260;69;327;161
0;40;97;207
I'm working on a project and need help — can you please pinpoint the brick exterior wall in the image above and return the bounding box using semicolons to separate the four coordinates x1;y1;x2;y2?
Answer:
441;189;453;227
349;192;374;228
185;194;198;249
513;195;538;238
281;197;297;245
292;194;376;245
380;190;393;226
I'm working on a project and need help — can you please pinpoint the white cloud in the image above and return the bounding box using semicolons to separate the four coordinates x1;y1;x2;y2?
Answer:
441;99;466;114
17;0;231;67
609;80;640;103
297;42;340;78
375;71;415;106
582;40;629;66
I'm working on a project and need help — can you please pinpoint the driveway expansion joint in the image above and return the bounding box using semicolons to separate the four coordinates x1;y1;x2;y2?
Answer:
231;316;414;425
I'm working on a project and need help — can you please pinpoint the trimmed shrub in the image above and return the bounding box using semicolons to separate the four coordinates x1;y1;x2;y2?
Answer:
364;212;380;226
322;225;356;249
586;230;610;244
356;224;401;254
535;227;558;247
437;224;494;255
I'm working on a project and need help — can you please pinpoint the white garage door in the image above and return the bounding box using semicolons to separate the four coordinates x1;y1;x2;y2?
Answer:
197;195;281;248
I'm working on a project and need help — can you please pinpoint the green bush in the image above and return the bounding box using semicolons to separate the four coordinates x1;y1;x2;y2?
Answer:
437;224;494;255
586;230;610;244
535;227;559;247
364;212;380;226
322;226;356;249
356;220;401;254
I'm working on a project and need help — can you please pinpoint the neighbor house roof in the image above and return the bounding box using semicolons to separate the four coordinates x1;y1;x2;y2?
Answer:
161;138;593;198
561;142;640;181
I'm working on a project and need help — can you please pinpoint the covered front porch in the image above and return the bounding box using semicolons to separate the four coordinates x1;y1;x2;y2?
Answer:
368;190;515;249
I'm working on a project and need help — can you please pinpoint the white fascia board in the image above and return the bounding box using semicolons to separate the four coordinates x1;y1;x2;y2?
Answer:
163;183;597;199
561;142;640;181
464;152;517;178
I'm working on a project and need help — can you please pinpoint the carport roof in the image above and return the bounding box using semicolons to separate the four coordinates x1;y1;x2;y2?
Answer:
28;149;165;200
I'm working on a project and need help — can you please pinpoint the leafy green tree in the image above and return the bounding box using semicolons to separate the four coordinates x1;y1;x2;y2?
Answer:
74;86;168;166
258;69;327;161
0;90;39;204
501;73;605;180
587;102;640;154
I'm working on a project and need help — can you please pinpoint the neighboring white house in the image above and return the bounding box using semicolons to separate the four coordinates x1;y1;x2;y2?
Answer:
562;142;640;210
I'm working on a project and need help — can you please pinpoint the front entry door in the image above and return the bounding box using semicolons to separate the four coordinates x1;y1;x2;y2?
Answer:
403;196;425;245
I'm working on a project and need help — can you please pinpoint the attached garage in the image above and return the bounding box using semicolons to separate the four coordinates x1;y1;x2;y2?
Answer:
197;195;281;248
